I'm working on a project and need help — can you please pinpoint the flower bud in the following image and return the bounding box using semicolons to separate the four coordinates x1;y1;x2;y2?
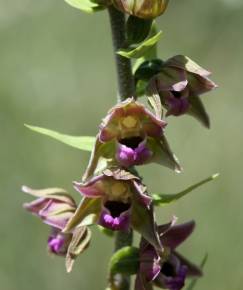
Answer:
48;228;72;256
112;0;169;19
136;56;217;128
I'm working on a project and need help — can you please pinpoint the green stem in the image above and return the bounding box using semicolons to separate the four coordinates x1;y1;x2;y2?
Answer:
107;6;135;290
108;6;135;101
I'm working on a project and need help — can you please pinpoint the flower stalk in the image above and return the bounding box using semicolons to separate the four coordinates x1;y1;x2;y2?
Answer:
108;5;135;290
108;6;135;101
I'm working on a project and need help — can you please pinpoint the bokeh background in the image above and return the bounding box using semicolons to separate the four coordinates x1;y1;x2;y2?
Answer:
1;0;243;289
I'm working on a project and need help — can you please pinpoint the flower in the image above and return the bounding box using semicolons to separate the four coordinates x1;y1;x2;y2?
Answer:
135;55;217;128
135;220;202;290
83;98;181;181
22;186;91;271
112;0;169;19
47;227;72;256
63;168;162;251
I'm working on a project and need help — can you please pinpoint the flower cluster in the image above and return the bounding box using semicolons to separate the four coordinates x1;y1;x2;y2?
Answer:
22;1;217;289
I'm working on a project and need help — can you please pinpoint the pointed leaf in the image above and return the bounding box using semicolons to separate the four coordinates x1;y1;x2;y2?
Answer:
25;124;95;151
133;24;160;73
153;174;219;206
117;31;162;59
64;0;104;13
109;246;140;275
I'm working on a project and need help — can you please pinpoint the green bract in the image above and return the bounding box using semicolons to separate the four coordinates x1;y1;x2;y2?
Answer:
117;30;162;59
64;0;106;13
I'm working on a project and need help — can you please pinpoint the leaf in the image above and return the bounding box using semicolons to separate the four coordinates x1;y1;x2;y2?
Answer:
25;124;95;151
132;24;160;73
117;31;162;59
64;0;104;13
186;254;208;290
153;174;219;206
109;246;140;275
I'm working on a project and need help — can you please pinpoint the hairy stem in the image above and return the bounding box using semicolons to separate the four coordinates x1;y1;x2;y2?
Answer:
108;6;135;101
107;6;135;290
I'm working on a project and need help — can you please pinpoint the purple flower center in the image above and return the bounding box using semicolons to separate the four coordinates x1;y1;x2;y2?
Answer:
161;262;176;277
166;91;190;116
99;201;131;231
171;91;182;99
161;262;187;290
116;136;152;167
105;201;130;218
119;136;144;149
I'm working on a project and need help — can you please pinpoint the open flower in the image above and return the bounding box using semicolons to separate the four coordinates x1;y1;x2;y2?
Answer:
136;55;217;128
112;0;169;19
63;168;161;251
135;220;202;290
22;186;91;271
83;99;181;181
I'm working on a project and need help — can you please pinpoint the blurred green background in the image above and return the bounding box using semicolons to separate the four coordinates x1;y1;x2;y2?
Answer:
1;0;243;289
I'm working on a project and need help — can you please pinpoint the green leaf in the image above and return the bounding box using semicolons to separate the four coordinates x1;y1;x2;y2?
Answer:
25;124;95;151
117;31;162;59
133;24;160;73
186;254;208;290
109;246;140;275
153;174;219;206
64;0;104;13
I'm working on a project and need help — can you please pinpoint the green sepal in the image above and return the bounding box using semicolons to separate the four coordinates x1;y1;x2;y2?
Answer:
25;124;95;151
188;95;210;129
147;93;162;119
109;246;140;275
63;197;101;232
97;225;114;237
152;174;219;206
186;254;208;290
131;200;161;251
126;16;152;45
117;30;162;59
64;0;105;13
148;136;182;173
65;226;92;273
134;59;164;81
82;137;116;181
